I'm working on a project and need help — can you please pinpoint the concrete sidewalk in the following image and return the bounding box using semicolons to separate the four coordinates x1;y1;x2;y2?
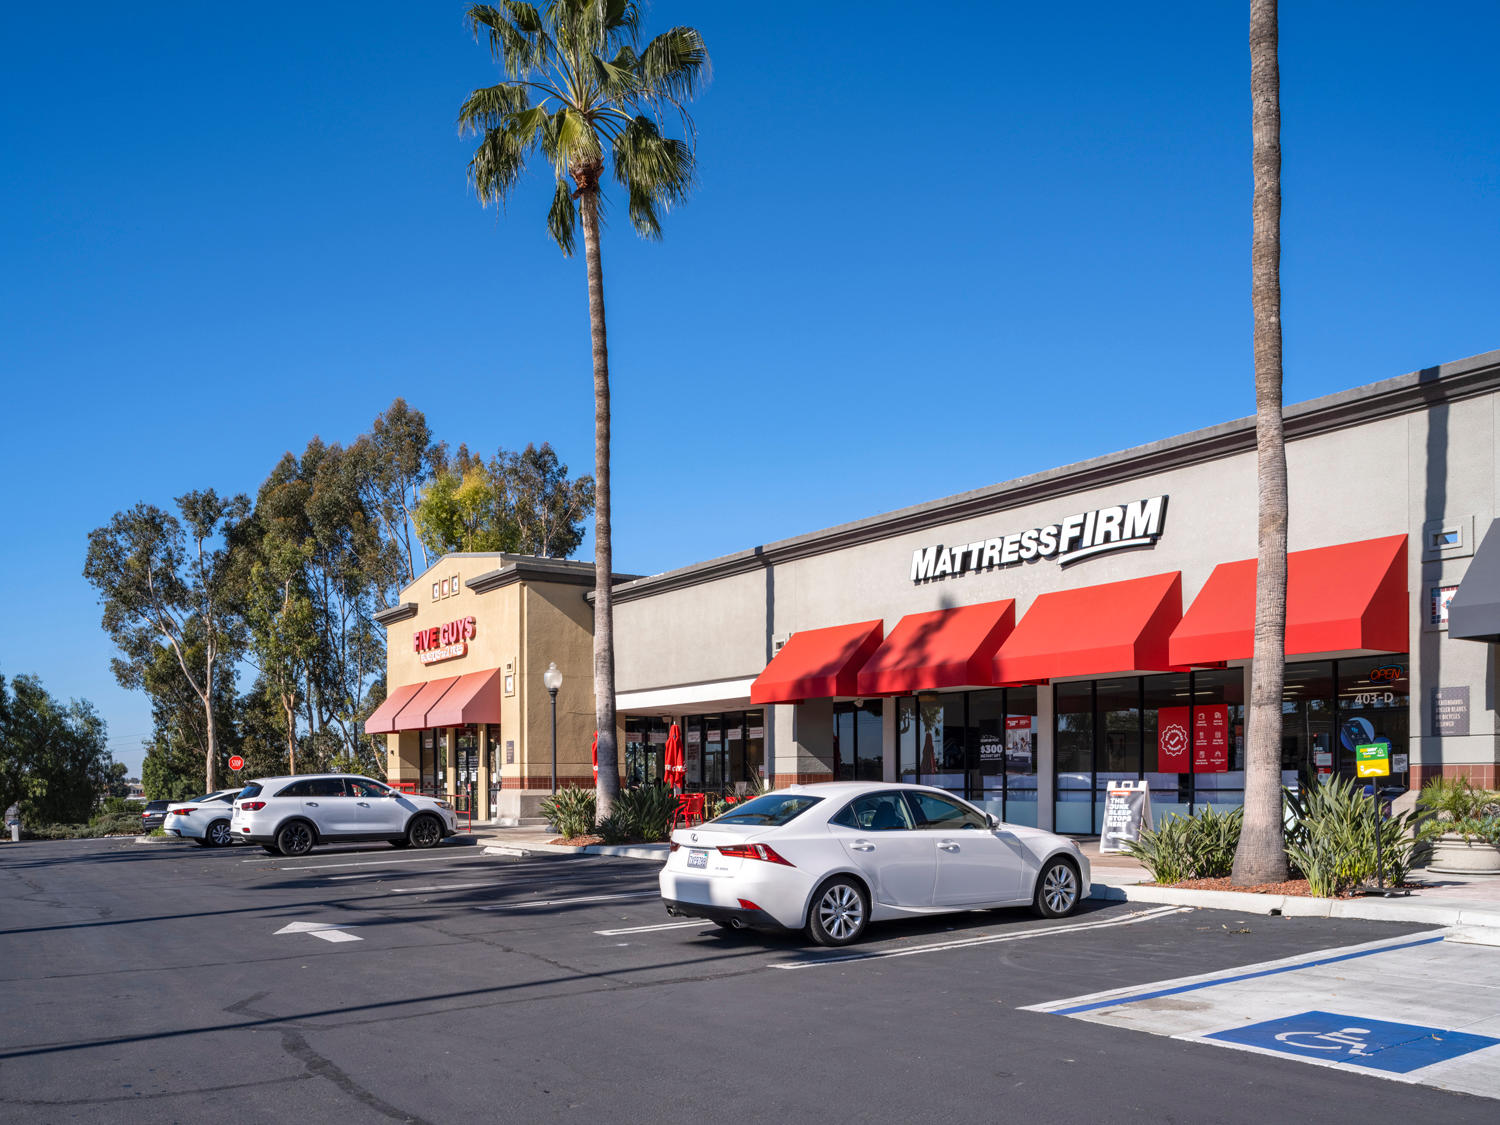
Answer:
463;827;1500;930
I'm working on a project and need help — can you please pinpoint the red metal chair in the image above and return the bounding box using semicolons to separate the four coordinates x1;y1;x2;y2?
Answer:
671;793;706;831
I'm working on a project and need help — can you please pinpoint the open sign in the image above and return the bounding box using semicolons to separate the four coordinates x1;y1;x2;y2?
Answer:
1368;664;1405;683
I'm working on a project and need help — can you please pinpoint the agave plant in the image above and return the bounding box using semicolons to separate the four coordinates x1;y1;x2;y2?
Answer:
1284;777;1437;895
538;785;597;839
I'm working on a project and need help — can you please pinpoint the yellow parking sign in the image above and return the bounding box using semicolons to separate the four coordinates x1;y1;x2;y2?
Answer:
1355;742;1390;778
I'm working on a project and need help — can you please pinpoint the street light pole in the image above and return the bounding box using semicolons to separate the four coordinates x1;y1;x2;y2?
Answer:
543;662;563;795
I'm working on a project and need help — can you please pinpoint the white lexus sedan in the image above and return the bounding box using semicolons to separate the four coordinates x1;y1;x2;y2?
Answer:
163;789;242;847
659;782;1090;946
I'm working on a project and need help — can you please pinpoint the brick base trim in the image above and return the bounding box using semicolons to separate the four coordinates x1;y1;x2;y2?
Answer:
1409;763;1498;790
498;775;621;790
774;772;834;787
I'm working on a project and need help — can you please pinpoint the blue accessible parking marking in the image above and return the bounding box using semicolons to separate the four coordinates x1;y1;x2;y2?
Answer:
1207;1010;1500;1074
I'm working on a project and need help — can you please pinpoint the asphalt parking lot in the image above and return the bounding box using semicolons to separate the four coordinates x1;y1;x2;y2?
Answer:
2;836;1497;1124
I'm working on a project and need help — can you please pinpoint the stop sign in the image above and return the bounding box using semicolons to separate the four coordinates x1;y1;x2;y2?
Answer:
228;755;245;771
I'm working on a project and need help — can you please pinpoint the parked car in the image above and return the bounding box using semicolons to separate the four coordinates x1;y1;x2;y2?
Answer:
163;789;242;847
139;800;172;832
231;774;459;857
659;782;1090;946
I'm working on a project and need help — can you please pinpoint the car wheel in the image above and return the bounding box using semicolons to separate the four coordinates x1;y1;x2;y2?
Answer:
805;876;869;947
206;820;234;848
275;821;315;858
407;814;442;849
1033;857;1081;918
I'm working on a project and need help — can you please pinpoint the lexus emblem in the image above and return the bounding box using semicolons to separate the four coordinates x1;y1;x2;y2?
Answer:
690;833;698;843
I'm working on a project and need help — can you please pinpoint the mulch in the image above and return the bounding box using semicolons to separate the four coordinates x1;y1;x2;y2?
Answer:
548;834;603;847
1151;876;1420;899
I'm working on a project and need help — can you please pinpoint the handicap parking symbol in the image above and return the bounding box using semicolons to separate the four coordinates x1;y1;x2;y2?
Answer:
1208;1010;1500;1074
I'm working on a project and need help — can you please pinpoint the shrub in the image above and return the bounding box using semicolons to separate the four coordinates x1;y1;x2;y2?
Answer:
87;811;144;837
538;786;597;839
1124;804;1242;884
1284;777;1436;896
598;783;676;844
1417;777;1500;841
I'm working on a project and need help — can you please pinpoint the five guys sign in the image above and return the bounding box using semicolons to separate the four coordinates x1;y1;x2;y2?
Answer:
415;616;476;665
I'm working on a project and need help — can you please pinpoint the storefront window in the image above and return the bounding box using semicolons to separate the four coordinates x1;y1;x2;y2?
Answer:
1282;662;1334;792
1336;657;1409;784
743;711;766;787
833;700;883;782
703;717;726;789
1054;682;1094;834
897;698;918;781
420;729;445;794
918;693;967;794
1004;687;1039;827
1143;673;1192;821
455;726;478;806
1191;668;1245;809
1096;677;1142;829
625;717;668;787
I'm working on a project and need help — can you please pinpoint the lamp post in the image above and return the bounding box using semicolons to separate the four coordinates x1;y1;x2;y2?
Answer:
543;662;563;795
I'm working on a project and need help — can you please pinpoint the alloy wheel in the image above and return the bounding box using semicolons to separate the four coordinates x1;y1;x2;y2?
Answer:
278;822;313;857
409;816;441;849
817;883;865;942
208;820;233;847
1042;862;1078;914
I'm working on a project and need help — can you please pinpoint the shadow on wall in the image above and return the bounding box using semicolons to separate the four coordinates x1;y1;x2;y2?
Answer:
1420;364;1449;783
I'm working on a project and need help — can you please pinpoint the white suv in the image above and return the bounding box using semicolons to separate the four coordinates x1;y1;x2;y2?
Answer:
231;774;459;857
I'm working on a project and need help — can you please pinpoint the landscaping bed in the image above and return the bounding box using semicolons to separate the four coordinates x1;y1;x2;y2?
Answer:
1154;876;1354;898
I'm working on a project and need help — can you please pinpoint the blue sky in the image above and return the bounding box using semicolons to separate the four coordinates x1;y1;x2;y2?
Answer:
2;2;1496;775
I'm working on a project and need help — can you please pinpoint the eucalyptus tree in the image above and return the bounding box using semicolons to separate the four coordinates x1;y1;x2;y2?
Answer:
84;491;250;794
459;0;707;818
351;398;441;588
1232;0;1290;885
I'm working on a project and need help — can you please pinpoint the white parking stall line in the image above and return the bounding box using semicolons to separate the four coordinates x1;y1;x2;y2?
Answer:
768;906;1189;970
327;861;562;882
242;853;495;872
594;920;711;936
478;891;658;910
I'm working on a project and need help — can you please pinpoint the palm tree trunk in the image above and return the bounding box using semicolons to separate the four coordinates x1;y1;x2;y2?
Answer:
580;188;620;821
1232;0;1290;885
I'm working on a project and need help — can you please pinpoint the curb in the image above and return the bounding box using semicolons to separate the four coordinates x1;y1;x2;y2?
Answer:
479;841;668;861
1089;881;1500;929
133;834;176;845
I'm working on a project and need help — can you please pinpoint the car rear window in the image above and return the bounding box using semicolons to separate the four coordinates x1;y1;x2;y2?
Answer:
236;784;263;800
144;801;169;811
711;793;823;826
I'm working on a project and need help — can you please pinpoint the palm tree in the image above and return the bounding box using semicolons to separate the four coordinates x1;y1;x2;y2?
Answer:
1232;0;1290;885
459;1;707;820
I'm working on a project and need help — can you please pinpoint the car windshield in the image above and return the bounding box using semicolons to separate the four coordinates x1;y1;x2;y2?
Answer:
710;793;823;826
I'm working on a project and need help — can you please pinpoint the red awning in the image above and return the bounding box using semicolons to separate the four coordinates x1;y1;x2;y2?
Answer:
1169;535;1407;665
992;572;1183;682
425;668;504;728
750;620;885;704
855;599;1016;695
388;675;462;730
366;682;425;735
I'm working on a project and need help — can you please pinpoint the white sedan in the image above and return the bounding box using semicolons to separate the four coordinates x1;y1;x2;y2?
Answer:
659;782;1090;946
163;789;242;847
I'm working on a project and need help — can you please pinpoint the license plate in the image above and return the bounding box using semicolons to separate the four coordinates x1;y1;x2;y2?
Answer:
686;848;709;870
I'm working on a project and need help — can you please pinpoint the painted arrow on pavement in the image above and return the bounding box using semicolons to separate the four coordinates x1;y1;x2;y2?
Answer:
274;920;362;943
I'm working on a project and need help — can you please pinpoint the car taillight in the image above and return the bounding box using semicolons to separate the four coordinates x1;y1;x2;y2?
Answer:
170;808;194;816
240;801;266;811
669;841;680;852
717;843;794;866
737;898;764;911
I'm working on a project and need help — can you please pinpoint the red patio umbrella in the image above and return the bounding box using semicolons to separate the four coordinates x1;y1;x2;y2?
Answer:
663;722;684;793
591;730;599;785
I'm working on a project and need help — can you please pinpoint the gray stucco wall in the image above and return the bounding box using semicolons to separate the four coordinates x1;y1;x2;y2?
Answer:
612;350;1500;785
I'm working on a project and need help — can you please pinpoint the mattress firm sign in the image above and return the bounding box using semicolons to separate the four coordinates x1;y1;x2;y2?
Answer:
910;495;1168;583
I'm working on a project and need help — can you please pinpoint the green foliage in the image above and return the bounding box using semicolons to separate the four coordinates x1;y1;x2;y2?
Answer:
1284;778;1437;896
0;673;114;824
459;1;709;251
597;782;675;844
540;785;597;838
1417;777;1500;841
413;442;594;560
1124;805;1243;884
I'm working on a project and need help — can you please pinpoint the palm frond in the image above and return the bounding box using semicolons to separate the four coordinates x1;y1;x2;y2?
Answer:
624;180;661;240
457;82;531;134
546;177;577;255
612;115;694;206
469;3;550;78
468;122;531;206
637;26;708;108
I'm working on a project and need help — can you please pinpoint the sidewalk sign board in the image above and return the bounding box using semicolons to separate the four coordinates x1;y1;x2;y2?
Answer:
1355;742;1390;779
1099;780;1153;855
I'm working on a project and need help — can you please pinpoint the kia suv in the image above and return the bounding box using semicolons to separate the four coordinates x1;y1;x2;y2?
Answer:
231;774;459;857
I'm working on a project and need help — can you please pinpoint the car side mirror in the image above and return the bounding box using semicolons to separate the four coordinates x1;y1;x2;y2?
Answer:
986;813;1000;829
